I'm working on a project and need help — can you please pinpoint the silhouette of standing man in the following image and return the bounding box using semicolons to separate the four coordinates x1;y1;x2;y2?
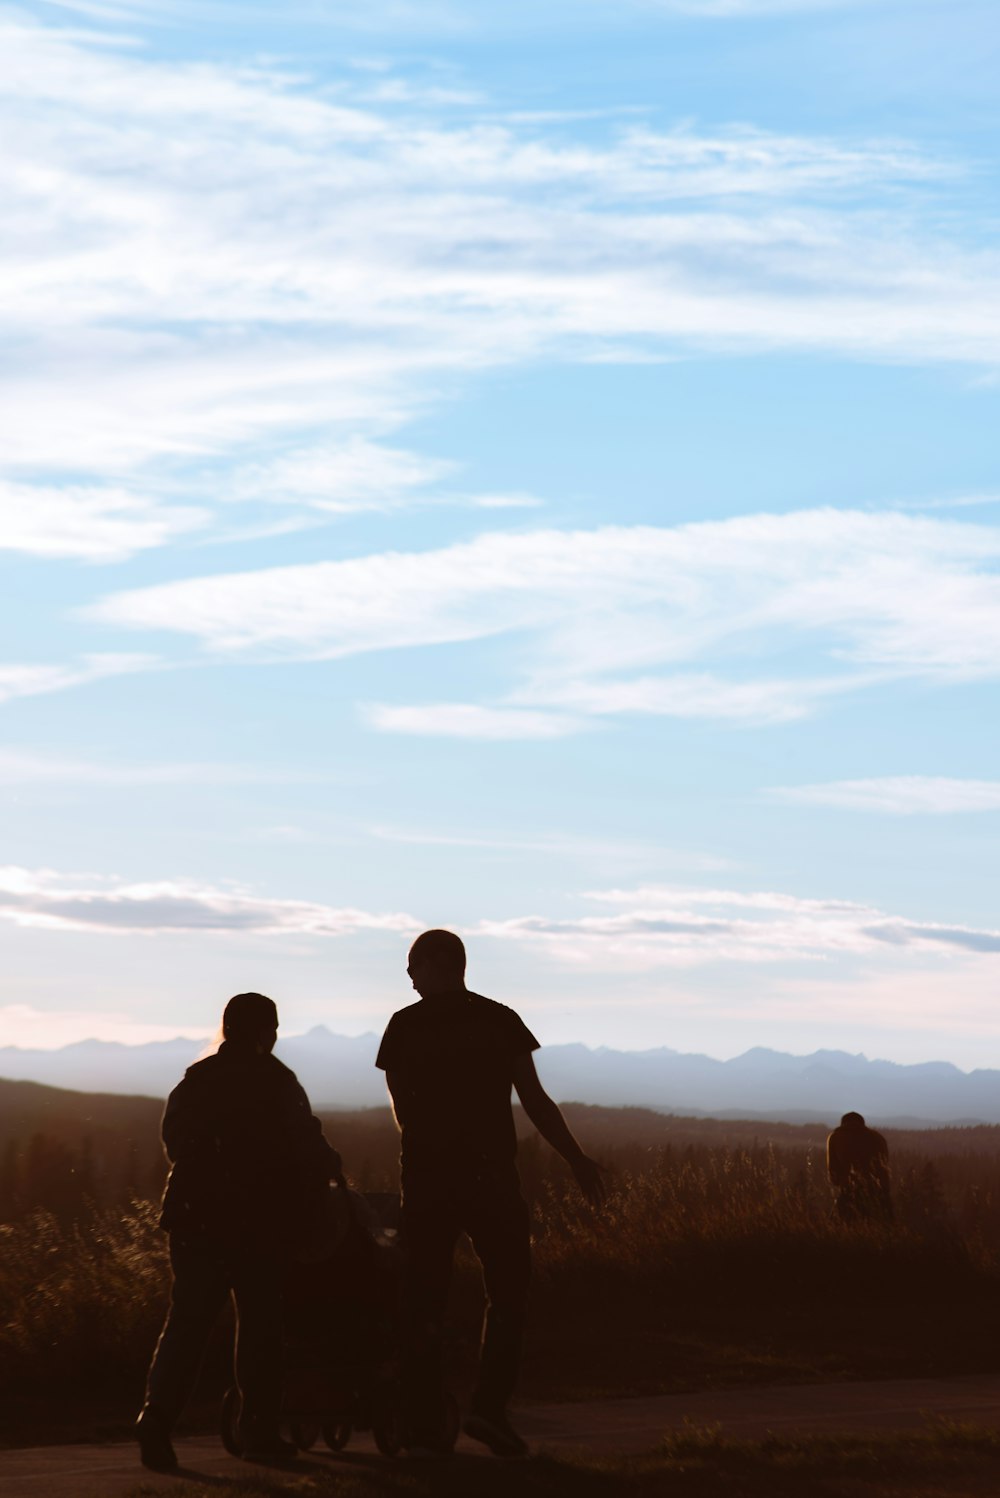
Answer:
827;1111;892;1222
377;929;604;1457
137;992;341;1472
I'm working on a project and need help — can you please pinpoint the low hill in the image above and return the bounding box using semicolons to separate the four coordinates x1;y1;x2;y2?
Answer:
0;1077;166;1216
0;1076;163;1150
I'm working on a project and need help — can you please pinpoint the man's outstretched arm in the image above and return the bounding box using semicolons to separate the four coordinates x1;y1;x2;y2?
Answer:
512;1053;605;1206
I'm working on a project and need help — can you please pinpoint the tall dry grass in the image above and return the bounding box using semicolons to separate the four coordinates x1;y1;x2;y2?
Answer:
531;1141;991;1299
2;1131;998;1416
0;1201;169;1393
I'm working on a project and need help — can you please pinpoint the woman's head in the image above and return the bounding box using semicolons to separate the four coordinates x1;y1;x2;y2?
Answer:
222;991;278;1052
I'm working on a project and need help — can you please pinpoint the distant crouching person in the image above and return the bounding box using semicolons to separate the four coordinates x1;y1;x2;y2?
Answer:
827;1111;892;1222
136;992;341;1472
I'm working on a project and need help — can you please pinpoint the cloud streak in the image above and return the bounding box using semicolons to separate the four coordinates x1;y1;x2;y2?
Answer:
221;438;452;515
0;866;420;938
0;480;204;561
87;508;1000;729
477;884;1000;968
0;749;324;786
640;0;898;15
772;777;1000;814
364;703;585;739
0;655;154;705
4;864;995;975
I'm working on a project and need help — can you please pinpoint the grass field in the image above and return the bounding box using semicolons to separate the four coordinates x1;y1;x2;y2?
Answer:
115;1426;1000;1498
4;1107;1000;1448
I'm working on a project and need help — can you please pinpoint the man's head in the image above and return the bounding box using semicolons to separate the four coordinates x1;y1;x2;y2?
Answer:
222;991;278;1053
407;929;467;997
840;1111;865;1129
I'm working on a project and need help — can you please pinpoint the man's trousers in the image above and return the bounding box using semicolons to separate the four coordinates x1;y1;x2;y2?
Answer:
400;1170;531;1438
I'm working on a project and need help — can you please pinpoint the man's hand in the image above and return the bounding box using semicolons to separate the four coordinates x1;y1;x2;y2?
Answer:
571;1152;606;1208
513;1053;607;1206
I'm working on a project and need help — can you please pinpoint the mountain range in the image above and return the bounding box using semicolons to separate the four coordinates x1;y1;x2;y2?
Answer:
0;1028;997;1125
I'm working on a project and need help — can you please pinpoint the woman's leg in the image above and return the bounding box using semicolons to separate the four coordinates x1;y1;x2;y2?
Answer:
144;1234;230;1429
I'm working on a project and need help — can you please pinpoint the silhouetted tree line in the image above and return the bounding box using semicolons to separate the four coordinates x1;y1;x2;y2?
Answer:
6;1104;1000;1244
0;1132;165;1223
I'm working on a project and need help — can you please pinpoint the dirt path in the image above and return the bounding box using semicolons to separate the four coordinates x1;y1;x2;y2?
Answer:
3;1375;999;1498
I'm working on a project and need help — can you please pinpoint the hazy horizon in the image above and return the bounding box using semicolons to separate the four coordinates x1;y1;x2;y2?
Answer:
0;1023;994;1079
2;0;998;1071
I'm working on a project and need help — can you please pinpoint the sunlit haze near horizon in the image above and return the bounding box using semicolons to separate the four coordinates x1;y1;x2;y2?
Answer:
2;0;999;1074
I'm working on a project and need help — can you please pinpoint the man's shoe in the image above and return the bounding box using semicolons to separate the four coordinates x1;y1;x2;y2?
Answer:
135;1406;178;1473
463;1408;528;1458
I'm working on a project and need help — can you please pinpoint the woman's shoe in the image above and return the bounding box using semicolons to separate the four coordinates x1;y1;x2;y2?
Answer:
463;1408;528;1458
135;1406;178;1473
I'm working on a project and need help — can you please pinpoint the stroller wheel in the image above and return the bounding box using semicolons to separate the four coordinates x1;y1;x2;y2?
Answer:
443;1391;460;1450
322;1418;352;1451
220;1386;242;1457
372;1386;403;1458
284;1418;319;1450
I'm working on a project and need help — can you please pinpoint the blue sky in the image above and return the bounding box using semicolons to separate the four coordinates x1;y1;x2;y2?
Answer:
2;0;999;1069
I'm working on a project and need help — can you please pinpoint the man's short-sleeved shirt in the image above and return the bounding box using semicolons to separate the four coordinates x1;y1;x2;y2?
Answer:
376;991;539;1177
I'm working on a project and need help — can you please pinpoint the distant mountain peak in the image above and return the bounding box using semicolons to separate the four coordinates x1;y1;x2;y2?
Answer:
0;1031;992;1124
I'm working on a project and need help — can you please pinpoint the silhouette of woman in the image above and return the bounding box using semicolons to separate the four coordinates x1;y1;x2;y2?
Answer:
136;992;341;1471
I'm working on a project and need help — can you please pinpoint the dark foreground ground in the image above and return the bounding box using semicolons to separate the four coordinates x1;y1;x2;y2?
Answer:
5;1377;1000;1498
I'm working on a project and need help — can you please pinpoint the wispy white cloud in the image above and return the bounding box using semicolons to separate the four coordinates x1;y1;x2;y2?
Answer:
370;823;733;869
538;673;839;723
33;0;158;22
80;0;941;33
0;12;993;563
476;884;1000;968
467;493;543;510
360;76;484;107
638;0;896;15
891;493;1000;515
86;508;1000;730
0;654;154;705
0;749;319;786
0;865;421;937
364;703;585;739
367;679;827;733
222;437;453;514
0;480;204;560
214;440;536;520
772;776;1000;815
245;824;318;844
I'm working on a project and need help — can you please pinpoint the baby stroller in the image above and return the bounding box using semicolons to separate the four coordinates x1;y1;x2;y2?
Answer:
221;1182;415;1456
